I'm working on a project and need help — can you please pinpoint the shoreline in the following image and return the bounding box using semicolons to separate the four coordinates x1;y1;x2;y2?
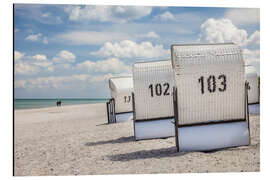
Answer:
14;101;108;111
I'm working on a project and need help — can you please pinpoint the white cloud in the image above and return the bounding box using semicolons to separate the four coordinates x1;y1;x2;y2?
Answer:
199;18;248;45
25;33;42;41
137;31;160;39
15;28;20;32
52;50;76;63
14;51;24;61
64;5;152;23
224;8;260;26
15;62;40;75
199;18;260;48
32;54;47;61
76;58;131;74
14;52;54;75
56;31;131;45
91;40;170;59
154;11;175;21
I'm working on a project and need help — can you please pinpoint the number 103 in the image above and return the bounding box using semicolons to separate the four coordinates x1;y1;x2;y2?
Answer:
198;74;226;94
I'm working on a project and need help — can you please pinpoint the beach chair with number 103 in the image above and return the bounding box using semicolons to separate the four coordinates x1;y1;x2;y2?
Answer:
106;76;133;124
171;43;250;152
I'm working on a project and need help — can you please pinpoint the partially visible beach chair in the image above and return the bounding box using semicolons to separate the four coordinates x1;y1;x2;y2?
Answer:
132;60;175;140
245;65;260;114
171;43;250;152
107;76;133;123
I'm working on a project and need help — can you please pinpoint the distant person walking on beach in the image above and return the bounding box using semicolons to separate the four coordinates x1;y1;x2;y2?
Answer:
56;100;62;107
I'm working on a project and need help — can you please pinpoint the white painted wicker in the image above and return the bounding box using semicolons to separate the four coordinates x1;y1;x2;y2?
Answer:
109;76;133;113
132;60;174;120
171;44;245;125
245;65;259;104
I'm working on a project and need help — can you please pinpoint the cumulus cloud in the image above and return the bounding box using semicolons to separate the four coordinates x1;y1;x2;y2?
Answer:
52;50;76;64
32;54;47;61
15;62;40;75
91;40;170;59
56;31;131;45
25;33;42;41
76;58;131;74
25;33;48;44
199;18;248;45
14;52;54;75
64;5;152;23
154;11;175;21
199;18;260;48
224;8;260;26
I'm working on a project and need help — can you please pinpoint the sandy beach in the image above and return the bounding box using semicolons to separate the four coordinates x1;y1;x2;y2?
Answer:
14;103;260;176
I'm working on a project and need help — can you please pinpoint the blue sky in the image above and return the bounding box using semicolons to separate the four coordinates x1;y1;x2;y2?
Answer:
14;4;260;99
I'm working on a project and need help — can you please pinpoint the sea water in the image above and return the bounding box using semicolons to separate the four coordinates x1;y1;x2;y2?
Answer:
14;99;109;110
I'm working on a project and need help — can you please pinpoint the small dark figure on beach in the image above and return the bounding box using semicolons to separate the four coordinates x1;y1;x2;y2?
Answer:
56;100;62;107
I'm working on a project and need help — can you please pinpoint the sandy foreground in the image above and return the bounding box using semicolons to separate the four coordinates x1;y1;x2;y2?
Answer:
14;103;260;176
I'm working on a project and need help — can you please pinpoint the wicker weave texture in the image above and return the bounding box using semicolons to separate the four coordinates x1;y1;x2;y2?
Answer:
109;77;133;113
245;66;259;104
171;44;245;125
133;60;174;120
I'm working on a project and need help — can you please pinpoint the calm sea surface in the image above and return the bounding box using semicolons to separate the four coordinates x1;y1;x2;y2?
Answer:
14;99;109;110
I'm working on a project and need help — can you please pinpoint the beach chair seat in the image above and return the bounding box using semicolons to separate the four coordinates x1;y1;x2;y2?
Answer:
132;60;175;140
171;43;250;151
107;76;133;123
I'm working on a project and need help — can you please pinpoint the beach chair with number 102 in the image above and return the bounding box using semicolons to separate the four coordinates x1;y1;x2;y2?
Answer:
171;43;250;152
132;60;175;140
107;76;133;124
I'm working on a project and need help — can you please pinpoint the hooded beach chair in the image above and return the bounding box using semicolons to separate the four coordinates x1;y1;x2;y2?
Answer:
132;60;175;140
107;76;133;123
171;43;250;152
245;65;259;104
245;65;260;114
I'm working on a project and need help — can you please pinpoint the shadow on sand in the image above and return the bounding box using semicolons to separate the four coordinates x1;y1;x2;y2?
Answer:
108;147;188;162
85;136;134;146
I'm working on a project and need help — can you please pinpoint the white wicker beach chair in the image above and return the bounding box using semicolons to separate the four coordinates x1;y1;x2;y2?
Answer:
245;65;259;104
132;60;175;140
171;43;250;151
245;65;260;114
107;76;133;123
